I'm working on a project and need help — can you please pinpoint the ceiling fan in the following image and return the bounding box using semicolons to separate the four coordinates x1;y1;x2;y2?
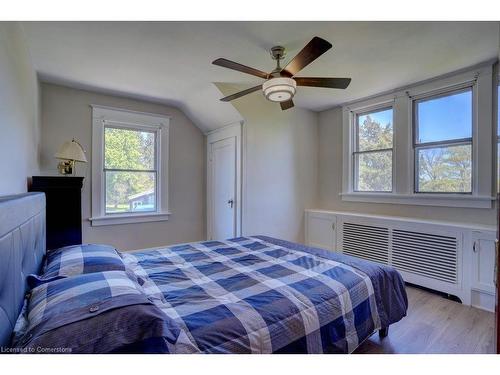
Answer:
212;36;351;111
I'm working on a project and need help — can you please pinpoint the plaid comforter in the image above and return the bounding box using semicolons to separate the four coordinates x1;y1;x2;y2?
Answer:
123;236;384;353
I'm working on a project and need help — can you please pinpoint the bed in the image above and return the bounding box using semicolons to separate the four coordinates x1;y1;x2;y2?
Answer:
0;193;408;353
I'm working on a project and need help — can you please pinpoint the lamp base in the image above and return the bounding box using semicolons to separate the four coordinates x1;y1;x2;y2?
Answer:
57;160;75;175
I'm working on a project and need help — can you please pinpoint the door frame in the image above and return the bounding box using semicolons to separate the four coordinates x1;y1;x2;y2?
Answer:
206;122;243;240
497;193;500;354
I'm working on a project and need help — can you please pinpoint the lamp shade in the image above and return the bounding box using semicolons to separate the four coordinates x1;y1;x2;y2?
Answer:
262;77;296;102
54;139;87;162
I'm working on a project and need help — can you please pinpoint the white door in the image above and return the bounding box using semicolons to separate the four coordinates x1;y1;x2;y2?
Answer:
210;136;237;240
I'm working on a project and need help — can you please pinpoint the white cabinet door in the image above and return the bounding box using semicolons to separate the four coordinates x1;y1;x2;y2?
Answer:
305;211;337;251
470;230;496;311
471;231;496;294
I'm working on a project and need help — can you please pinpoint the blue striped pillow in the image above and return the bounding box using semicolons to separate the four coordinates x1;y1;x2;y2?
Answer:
12;271;184;353
25;271;143;331
42;244;126;279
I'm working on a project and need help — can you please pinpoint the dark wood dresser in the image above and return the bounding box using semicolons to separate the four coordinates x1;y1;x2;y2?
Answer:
29;176;84;251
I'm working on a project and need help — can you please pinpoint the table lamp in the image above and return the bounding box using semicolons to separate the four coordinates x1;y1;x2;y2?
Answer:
54;139;87;175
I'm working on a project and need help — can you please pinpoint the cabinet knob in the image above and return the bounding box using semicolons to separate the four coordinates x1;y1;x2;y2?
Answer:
332;223;335;231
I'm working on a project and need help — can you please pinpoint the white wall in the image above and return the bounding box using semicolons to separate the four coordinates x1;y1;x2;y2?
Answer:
218;84;319;243
0;23;40;195
40;83;206;251
318;107;496;226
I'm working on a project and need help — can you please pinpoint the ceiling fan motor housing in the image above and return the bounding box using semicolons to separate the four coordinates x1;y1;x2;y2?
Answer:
262;77;296;102
270;46;286;61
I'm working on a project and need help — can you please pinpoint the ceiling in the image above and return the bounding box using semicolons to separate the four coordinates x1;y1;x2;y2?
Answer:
21;21;499;132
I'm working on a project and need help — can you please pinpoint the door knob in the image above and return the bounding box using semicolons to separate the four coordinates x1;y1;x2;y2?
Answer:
228;199;234;208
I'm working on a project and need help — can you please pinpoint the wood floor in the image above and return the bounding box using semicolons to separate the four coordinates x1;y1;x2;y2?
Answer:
355;285;495;354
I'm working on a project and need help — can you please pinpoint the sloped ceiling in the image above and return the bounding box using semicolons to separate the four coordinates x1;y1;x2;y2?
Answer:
21;21;499;132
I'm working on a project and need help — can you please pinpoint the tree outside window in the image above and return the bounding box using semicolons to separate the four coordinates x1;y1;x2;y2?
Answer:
354;108;393;192
414;88;472;193
104;126;157;214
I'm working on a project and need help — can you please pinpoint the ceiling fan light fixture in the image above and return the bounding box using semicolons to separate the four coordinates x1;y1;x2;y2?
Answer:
262;77;296;102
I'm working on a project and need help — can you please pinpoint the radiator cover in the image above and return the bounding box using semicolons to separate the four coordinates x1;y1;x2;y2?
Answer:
339;215;463;300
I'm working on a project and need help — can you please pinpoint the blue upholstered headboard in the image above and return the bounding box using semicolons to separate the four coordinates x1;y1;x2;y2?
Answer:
0;193;46;346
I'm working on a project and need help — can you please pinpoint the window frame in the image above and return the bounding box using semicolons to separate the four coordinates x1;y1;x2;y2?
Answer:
341;62;495;209
90;105;170;226
352;105;395;193
412;85;474;194
103;123;159;215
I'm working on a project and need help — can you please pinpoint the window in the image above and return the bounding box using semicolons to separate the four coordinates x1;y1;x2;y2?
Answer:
104;126;157;214
91;106;170;226
414;88;472;193
353;107;393;192
341;64;494;209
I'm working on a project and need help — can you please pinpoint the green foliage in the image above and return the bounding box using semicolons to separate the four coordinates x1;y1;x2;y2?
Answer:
356;115;472;193
104;128;155;211
356;115;393;192
418;145;471;192
358;115;393;151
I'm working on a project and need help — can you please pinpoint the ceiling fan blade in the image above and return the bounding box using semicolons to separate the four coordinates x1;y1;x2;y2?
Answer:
213;58;269;79
280;100;294;110
281;37;332;77
220;85;262;102
295;77;351;89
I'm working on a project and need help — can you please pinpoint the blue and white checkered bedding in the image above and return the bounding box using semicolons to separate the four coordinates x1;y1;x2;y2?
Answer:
13;270;198;353
122;236;403;353
26;271;142;330
43;244;126;278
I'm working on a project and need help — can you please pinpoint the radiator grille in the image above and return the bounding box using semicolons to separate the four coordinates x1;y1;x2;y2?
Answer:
341;222;459;284
342;222;389;264
392;229;458;283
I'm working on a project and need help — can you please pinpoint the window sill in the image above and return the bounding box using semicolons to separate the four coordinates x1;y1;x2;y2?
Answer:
340;192;494;209
89;211;171;226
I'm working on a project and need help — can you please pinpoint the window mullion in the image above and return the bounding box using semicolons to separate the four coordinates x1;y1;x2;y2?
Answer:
104;168;157;173
353;148;393;155
415;138;472;149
